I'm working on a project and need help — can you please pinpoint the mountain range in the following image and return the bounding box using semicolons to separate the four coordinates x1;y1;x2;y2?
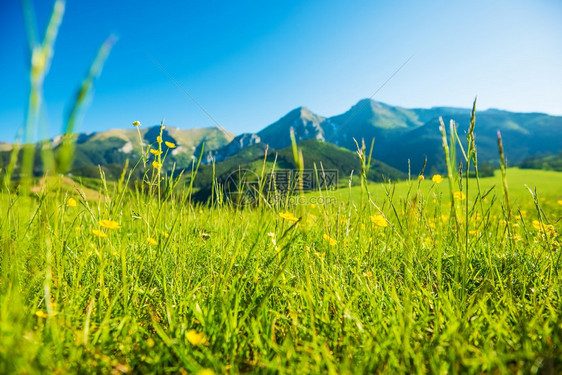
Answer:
2;99;561;182
207;99;562;174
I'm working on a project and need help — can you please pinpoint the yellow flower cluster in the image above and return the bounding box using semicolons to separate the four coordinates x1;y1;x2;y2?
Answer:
279;211;299;222
149;137;176;171
370;214;388;227
92;220;121;238
323;234;337;246
99;220;121;229
92;229;107;238
532;220;556;235
417;174;443;183
186;330;206;345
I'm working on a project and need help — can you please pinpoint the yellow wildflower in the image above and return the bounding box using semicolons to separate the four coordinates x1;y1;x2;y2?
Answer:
75;226;82;232
186;330;206;345
152;161;162;170
323;234;337;246
165;141;176;148
99;220;121;229
432;175;443;184
35;310;48;318
92;229;107;238
370;214;388;227
454;191;466;201
197;369;215;375
558;200;562;206
147;237;158;246
150;149;162;156
532;220;555;234
132;121;141;127
67;198;77;207
279;211;299;222
418;175;424;181
162;231;169;238
156;136;163;143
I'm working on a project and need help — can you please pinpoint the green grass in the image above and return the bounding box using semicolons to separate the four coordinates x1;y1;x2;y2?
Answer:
1;163;561;374
324;168;562;204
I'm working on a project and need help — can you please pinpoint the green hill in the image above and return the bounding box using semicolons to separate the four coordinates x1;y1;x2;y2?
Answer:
519;152;562;171
191;139;406;202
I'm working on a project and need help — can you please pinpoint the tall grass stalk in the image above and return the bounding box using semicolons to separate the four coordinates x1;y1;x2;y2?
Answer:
439;117;460;231
9;0;114;190
497;130;513;245
20;0;65;186
460;98;477;305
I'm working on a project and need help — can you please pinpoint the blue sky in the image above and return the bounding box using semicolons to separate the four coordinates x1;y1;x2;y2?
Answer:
0;0;561;142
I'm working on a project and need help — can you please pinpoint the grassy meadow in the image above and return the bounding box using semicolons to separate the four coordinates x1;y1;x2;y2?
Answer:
1;151;561;373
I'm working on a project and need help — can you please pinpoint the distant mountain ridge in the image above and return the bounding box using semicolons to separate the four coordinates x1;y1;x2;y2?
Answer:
2;99;561;179
57;125;235;176
210;99;562;173
257;106;338;149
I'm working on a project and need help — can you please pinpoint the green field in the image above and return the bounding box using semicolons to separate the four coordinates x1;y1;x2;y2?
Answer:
1;164;561;374
328;168;562;205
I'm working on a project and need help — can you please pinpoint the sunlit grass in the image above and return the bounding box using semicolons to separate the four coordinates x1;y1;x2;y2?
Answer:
1;152;561;373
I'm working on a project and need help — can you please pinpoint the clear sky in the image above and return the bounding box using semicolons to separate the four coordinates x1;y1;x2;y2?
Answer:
0;0;561;142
